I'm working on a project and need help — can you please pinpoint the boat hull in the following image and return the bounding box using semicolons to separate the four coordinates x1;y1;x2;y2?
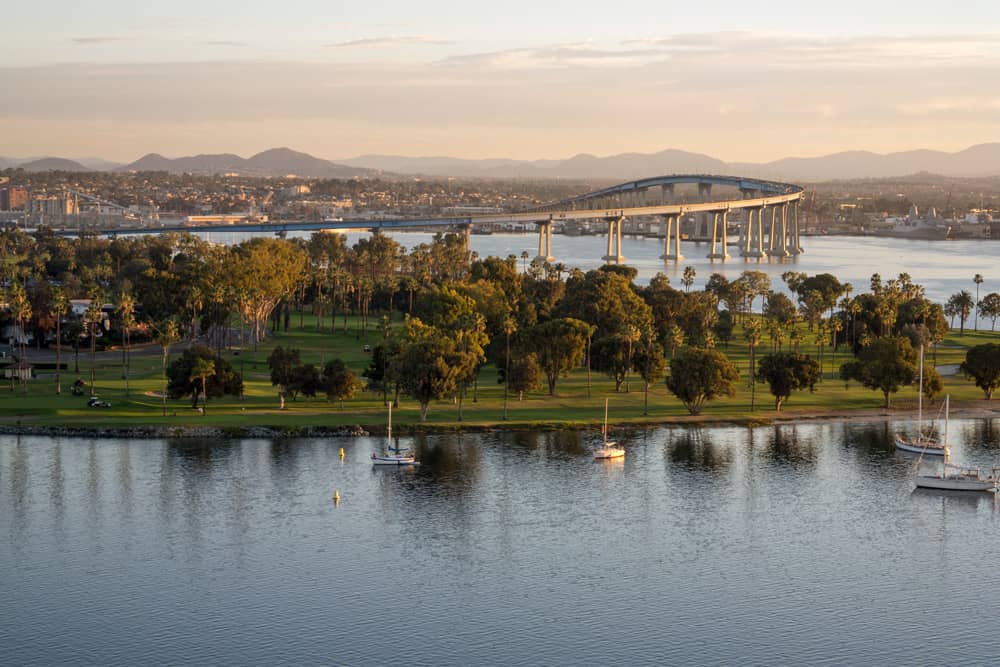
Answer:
594;444;625;460
914;475;997;492
894;436;945;456
371;454;417;466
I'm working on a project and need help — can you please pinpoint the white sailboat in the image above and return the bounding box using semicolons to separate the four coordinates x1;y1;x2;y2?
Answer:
593;399;625;460
894;345;946;456
371;404;417;466
914;396;999;493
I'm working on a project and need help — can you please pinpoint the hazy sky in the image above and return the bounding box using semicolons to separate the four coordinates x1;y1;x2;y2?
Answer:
4;1;1000;162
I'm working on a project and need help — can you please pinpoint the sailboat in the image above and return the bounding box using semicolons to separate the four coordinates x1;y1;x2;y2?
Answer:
894;345;946;456
593;399;625;460
371;404;417;466
914;396;999;492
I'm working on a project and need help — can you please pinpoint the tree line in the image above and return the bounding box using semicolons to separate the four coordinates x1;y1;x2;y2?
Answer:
3;225;1000;417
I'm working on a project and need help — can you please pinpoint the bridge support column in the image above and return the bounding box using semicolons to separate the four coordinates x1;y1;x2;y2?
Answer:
660;214;684;262
535;221;554;262
777;204;790;256
708;210;731;260
766;205;789;257
660;183;674;204
790;201;803;254
603;217;625;264
742;207;765;258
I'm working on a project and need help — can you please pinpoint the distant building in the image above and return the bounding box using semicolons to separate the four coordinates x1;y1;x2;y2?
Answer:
0;186;28;211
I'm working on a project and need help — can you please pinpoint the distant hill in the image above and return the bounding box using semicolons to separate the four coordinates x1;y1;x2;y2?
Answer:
117;147;375;178
7;143;1000;181
342;143;1000;181
18;157;90;172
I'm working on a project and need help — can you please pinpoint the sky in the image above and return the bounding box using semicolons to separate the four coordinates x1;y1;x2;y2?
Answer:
3;1;1000;163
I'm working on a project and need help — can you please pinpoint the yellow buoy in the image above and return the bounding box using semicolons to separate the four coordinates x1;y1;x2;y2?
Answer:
339;447;345;459
334;490;340;505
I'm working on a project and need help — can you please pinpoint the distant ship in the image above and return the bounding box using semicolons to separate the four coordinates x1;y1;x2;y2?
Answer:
872;206;951;240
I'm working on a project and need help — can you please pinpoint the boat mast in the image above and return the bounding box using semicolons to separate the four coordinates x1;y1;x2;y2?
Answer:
603;398;609;444
387;403;392;449
917;345;923;439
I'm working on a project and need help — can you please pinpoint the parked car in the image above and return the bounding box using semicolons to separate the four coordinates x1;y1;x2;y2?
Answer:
87;396;112;408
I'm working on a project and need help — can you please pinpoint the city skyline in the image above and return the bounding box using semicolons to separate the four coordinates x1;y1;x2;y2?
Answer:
4;1;1000;161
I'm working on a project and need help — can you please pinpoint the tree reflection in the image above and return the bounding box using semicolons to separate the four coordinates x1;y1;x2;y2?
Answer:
668;429;731;470
766;425;816;465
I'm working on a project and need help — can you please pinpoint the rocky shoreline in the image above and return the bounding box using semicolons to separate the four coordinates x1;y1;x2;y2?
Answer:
0;424;371;439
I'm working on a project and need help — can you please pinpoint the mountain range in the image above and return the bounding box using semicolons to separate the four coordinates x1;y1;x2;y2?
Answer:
3;144;1000;181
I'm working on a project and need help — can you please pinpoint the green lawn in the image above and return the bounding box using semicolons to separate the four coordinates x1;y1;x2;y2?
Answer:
2;311;998;433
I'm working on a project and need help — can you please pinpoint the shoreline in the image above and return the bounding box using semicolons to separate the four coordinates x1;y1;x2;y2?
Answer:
3;404;999;440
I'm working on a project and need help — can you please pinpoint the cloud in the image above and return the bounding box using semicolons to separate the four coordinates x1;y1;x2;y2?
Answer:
326;35;451;48
439;43;662;69
202;40;247;47
71;36;127;45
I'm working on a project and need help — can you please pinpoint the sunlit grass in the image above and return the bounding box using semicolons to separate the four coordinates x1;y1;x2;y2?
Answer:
1;311;998;431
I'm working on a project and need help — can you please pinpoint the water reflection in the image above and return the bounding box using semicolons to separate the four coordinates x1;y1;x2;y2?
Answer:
764;425;816;465
844;422;896;458
910;487;996;511
668;429;732;470
959;418;1000;450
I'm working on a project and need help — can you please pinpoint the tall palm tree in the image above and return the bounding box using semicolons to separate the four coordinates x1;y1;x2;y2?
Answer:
154;319;180;415
8;283;32;392
744;318;762;411
50;287;70;395
84;292;104;397
117;291;136;397
974;273;984;331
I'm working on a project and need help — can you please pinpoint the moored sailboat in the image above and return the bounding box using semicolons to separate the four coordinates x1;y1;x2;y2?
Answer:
895;345;946;456
914;397;999;493
371;404;417;466
593;399;625;460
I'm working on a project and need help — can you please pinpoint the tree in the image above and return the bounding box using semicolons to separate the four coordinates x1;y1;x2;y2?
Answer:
393;318;469;421
117;291;136;397
49;286;70;395
153;318;181;415
681;266;696;292
267;346;302;408
960;343;1000;399
979;293;1000;331
522;318;593;396
633;334;666;415
166;345;243;408
84;291;104;397
322;358;360;407
744;318;762;410
839;336;917;408
755;352;821;411
946;290;975;334
507;352;542;401
8;282;32;392
974;273;984;331
189;357;216;414
665;348;739;415
592;334;631;392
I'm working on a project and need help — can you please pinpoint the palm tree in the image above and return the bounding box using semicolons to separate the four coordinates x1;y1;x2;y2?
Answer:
974;273;984;331
117;291;136;397
155;319;180;415
682;266;696;292
502;315;516;420
84;292;104;397
8;283;32;392
189;357;216;415
50;287;70;395
520;251;529;274
744;318;762;411
948;291;975;335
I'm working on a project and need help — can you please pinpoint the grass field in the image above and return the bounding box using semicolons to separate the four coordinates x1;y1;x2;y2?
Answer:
2;311;998;433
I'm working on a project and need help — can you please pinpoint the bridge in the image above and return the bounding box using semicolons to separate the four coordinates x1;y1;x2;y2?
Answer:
62;174;805;264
